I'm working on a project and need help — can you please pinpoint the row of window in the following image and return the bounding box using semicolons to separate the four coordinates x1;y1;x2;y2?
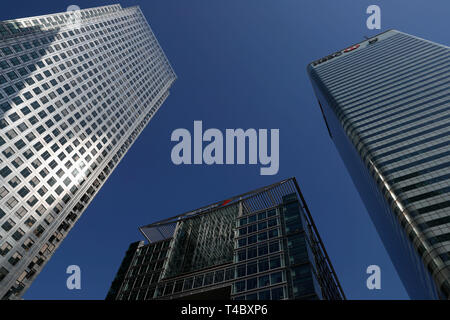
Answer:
233;270;285;294
235;229;280;259
238;208;277;226
0;5;121;38
233;286;286;300
237;217;278;236
235;255;283;279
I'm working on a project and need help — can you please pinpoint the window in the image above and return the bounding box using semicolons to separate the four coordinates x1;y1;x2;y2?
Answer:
248;235;257;245
239;227;247;236
246;277;257;291
38;186;48;196
271;271;283;284
18;186;30;198
237;265;246;278
247;224;257;233
268;228;278;238
267;209;276;217
193;275;203;288
0;186;9;199
27;195;38;207
268;218;277;227
24;216;36;227
234;280;245;293
238;238;247;248
8;176;21;188
0;242;12;256
271;287;284;300
3;147;15;158
225;268;235;281
15;206;27;218
204;273;214;286
36;204;46;216
29;176;40;187
258;258;269;272
269;241;280;253
12;228;25;241
8;252;23;266
247;246;257;259
214;270;224;283
0;166;12;178
258;275;270;288
237;250;246;262
247;262;257;275
34;225;45;237
20;167;31;178
182;278;193;291
258;221;267;231
258;232;267;241
0;267;9;282
46;195;56;205
6;196;18;209
258;243;268;256
22;238;35;251
173;280;183;293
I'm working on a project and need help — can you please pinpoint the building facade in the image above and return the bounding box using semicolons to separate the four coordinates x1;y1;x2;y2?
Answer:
307;30;450;299
106;178;345;300
0;4;176;299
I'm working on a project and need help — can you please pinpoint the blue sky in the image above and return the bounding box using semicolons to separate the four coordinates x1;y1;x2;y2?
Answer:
0;0;447;299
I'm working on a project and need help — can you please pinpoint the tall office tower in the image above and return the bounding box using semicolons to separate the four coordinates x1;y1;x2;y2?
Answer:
307;30;449;299
106;178;345;300
0;4;176;299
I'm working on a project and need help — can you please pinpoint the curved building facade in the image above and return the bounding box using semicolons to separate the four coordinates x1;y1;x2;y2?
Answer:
308;30;450;299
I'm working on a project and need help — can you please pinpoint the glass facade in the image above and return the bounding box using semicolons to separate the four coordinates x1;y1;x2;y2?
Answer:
0;5;176;299
164;204;237;278
106;178;345;300
307;30;450;299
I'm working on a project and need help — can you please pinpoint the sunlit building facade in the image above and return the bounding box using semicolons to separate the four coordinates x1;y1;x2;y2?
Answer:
106;178;345;300
308;30;450;299
0;4;176;299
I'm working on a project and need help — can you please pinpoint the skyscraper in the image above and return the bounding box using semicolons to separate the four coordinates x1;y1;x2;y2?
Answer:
0;4;176;299
106;178;345;300
307;30;449;299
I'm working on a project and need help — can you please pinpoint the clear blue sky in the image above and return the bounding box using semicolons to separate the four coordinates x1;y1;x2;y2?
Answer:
0;0;447;299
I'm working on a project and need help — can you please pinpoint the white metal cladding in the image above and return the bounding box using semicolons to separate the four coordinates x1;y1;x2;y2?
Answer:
0;4;176;299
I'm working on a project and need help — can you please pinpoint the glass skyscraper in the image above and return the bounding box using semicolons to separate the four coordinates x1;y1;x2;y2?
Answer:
0;4;176;299
106;178;345;300
308;30;449;299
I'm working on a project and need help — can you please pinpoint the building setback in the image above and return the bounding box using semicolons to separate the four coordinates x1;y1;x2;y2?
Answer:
308;30;450;299
0;4;176;299
106;178;345;300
